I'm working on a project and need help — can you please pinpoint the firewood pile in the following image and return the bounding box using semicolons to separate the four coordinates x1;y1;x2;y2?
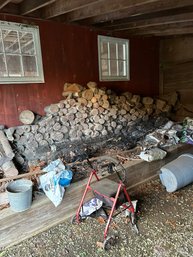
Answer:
3;82;177;166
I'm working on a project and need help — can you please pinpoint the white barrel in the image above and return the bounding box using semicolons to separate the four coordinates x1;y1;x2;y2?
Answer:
159;154;193;192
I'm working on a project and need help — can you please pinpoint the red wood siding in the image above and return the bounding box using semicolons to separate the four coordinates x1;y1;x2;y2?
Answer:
0;15;159;127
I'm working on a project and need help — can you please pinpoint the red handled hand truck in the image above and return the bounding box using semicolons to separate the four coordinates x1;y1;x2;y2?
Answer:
71;156;139;250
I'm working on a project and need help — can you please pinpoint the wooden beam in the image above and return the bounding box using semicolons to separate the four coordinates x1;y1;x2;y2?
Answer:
60;0;159;22
97;5;193;29
108;12;193;31
120;21;193;36
0;0;11;10
42;0;101;19
20;0;56;15
79;0;193;25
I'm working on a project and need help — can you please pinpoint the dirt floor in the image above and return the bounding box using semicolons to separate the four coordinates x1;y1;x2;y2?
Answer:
0;179;193;257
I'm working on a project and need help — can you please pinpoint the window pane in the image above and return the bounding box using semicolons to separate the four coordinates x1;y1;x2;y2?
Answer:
109;43;116;59
2;30;20;54
118;44;125;60
20;32;35;55
0;33;3;52
0;54;7;76
6;55;22;77
100;42;108;59
22;55;38;77
118;60;127;76
110;60;118;76
101;59;109;76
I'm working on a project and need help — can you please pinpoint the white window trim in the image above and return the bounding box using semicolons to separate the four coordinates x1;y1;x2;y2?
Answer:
0;20;44;84
98;35;130;81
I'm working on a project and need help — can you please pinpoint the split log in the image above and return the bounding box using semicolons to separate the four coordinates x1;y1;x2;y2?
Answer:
44;104;59;114
2;161;18;177
101;100;110;109
156;99;167;110
53;122;61;131
131;95;141;104
142;97;154;105
19;110;35;125
4;128;15;141
78;98;88;106
50;131;64;141
0;131;14;160
35;133;43;142
87;81;97;92
82;89;94;101
90;109;99;116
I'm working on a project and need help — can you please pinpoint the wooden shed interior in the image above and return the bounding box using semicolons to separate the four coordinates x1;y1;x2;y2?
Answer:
0;0;193;126
1;1;193;250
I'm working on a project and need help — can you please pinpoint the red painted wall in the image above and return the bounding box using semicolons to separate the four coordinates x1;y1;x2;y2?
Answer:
0;14;159;127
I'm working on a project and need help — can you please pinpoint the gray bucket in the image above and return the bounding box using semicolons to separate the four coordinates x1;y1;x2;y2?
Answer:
6;179;33;212
160;154;193;192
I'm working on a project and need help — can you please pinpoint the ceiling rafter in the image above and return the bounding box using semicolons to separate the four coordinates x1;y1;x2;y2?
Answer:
106;12;193;32
0;0;11;10
59;0;159;23
78;0;193;26
20;0;56;15
42;0;102;19
120;21;193;36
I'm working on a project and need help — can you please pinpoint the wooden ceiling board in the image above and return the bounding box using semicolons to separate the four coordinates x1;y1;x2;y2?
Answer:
1;0;193;36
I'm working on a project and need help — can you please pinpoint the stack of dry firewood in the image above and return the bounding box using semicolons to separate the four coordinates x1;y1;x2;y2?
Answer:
3;82;177;163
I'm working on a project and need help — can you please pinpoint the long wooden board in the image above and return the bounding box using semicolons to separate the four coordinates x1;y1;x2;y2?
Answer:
0;144;193;249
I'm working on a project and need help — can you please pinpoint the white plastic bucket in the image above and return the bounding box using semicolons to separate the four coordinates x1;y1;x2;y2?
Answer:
160;154;193;192
6;179;33;212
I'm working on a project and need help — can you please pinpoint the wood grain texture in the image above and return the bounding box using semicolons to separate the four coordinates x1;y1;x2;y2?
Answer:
160;36;193;119
0;144;192;249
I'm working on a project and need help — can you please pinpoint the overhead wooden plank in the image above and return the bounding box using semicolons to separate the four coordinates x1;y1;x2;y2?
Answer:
119;21;193;36
109;12;193;31
78;0;193;25
42;0;101;19
60;0;158;22
20;0;56;15
1;2;19;14
0;0;11;10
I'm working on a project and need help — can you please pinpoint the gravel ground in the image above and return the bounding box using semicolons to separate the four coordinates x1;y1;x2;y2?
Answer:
1;179;193;257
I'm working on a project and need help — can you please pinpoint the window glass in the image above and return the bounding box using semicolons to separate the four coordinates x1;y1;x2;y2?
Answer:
98;35;129;81
0;20;44;84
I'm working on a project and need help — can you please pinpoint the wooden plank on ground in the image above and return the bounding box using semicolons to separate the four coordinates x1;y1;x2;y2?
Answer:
0;144;192;249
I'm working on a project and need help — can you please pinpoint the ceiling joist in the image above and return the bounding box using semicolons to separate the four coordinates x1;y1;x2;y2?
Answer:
1;0;193;37
0;0;11;10
20;0;56;15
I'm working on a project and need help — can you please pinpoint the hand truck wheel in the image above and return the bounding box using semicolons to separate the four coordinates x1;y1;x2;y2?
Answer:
103;235;119;250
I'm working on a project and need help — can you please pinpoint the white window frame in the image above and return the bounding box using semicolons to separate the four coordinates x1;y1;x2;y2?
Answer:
0;20;44;84
98;35;129;81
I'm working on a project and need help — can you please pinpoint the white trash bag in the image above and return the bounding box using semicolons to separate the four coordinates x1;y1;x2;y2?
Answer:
39;159;72;207
139;147;167;162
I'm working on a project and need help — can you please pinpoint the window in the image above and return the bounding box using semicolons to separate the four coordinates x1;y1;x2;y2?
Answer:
98;35;129;81
0;20;44;84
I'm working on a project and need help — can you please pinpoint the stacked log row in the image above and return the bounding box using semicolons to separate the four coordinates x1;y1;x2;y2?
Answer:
4;82;175;162
0;130;18;205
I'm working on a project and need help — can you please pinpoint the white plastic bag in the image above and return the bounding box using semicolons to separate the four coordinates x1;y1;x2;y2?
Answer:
139;147;167;162
39;159;66;207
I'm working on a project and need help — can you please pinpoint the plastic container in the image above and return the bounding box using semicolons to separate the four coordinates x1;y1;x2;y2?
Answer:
59;170;73;187
6;179;33;212
159;154;193;192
